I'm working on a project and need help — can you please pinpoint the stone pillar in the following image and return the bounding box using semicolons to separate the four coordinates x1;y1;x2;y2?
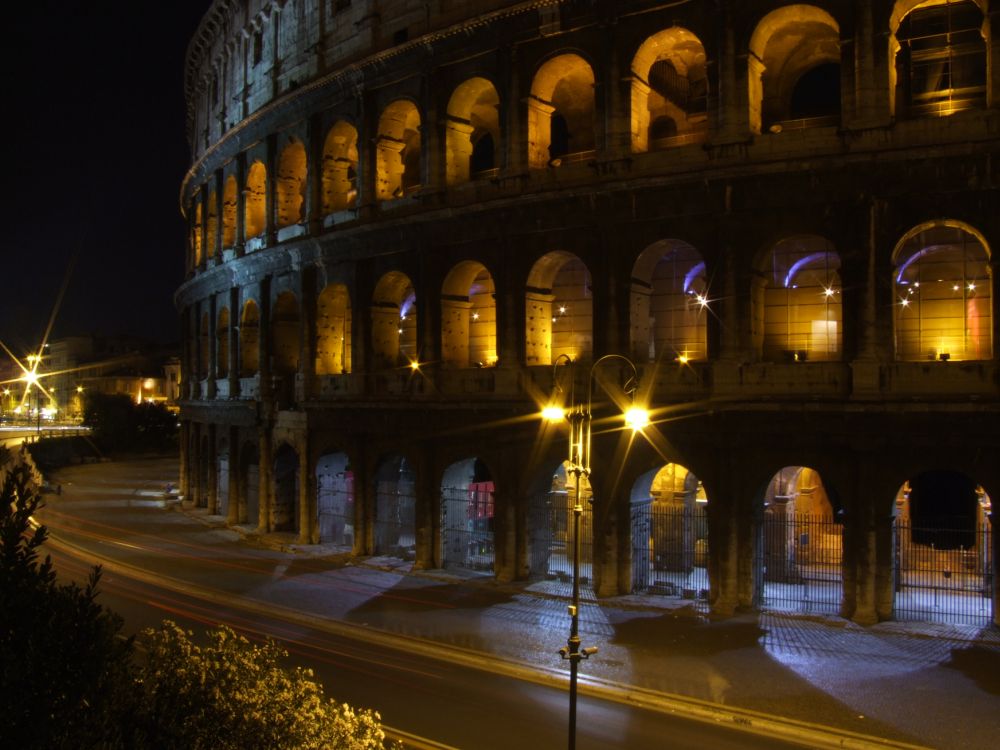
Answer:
228;287;240;397
626;76;650;153
199;183;210;270
179;420;190;498
525;290;554;365
874;509;895;623
441;297;472;367
213;169;225;261
493;453;518;582
265;134;278;246
206;423;218;514
852;0;880;127
988;9;1000;108
207;296;218;399
259;277;272;397
444;120;475;185
413;450;435;570
227;425;240;526
235;152;247;255
500;45;526;174
351;445;368;556
375;136;406;201
707;490;739;617
300;268;317;398
191;424;203;507
525;97;555;169
298;436;315;544
713;9;746;143
258;426;273;534
306;113;324;234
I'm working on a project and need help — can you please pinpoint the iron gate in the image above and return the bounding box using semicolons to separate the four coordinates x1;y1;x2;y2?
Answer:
317;472;354;547
894;517;994;625
441;483;495;573
757;511;843;615
631;501;709;601
374;480;416;560
528;490;593;587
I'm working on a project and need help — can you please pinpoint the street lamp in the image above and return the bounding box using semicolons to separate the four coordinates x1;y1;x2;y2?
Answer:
543;353;648;750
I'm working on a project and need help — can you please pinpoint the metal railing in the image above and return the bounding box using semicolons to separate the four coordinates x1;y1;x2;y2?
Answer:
631;501;709;602
757;511;844;615
374;481;416;561
528;490;593;588
440;484;494;573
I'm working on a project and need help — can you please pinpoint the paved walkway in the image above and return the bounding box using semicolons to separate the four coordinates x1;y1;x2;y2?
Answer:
39;458;1000;750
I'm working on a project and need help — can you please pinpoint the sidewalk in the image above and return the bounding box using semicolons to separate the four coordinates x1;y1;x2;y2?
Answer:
41;458;1000;750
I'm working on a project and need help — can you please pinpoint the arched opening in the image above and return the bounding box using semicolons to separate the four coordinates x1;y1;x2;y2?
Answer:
321;121;359;213
240;299;260;377
528;54;596;168
893;222;992;361
756;466;843;614
630;463;708;600
316;284;352;374
216;307;230;379
528;462;593;590
891;0;987;118
272;443;298;534
748;5;841;133
192;202;203;266
893;471;993;625
630;27;708;153
757;236;842;361
440;457;495;573
630;240;708;362
376;100;421;200
222;175;238;248
446;78;501;184
372;272;417;368
239;442;260;526
316;452;354;548
271;292;300;375
373;455;416;561
205;191;218;259
276;139;307;228
245;161;267;239
199;312;210;380
217;437;230;519
441;261;497;368
526;252;593;365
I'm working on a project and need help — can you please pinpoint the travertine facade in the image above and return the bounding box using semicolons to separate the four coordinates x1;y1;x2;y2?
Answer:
178;0;999;626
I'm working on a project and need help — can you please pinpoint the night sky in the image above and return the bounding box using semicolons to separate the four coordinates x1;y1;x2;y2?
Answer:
2;1;211;355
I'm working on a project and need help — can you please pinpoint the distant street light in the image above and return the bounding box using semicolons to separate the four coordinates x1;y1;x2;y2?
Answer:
543;353;648;750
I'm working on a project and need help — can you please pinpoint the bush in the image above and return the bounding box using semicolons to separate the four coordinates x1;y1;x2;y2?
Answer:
83;392;177;454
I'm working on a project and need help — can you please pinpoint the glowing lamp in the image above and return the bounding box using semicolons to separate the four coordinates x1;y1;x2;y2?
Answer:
22;371;39;386
409;360;420;371
624;406;649;431
541;405;565;423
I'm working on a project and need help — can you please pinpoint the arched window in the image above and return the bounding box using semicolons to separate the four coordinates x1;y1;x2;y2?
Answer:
526;252;593;365
630;28;708;153
372;272;417;368
222;175;238;248
446;78;501;184
321;121;359;214
528;54;596;168
192;201;203;266
245;161;267;239
376;101;421;200
630;240;708;362
276;139;307;228
891;0;987;118
271;292;301;375
756;236;842;361
216;307;230;379
441;261;497;367
316;284;352;375
240;300;260;377
893;222;992;361
748;5;841;133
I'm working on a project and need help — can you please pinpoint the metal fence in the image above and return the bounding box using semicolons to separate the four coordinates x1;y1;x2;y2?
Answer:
317;472;354;548
757;511;844;615
631;501;709;602
373;480;416;561
440;483;495;573
894;517;994;626
528;490;593;587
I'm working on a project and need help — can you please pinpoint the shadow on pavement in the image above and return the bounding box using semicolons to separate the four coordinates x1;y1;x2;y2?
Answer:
610;613;766;656
346;580;516;618
945;644;1000;694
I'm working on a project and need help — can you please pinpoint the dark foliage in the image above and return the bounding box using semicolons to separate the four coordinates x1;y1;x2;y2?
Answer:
83;392;177;454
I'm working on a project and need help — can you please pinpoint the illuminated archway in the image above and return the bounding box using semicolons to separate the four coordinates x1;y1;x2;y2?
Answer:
216;307;230;379
372;271;417;368
192;201;203;266
630;28;708;152
527;461;594;587
446;78;501;184
199;312;210;379
440;457;495;573
222;175;238;248
525;252;593;365
376;100;421;200
239;299;260;377
892;222;992;361
321;121;359;213
528;54;596;168
630;240;708;362
272;443;299;533
756;236;842;361
245;161;267;239
316;452;354;547
748;5;841;133
276;139;307;228
205;191;218;259
316;284;352;375
271;292;300;375
441;261;497;368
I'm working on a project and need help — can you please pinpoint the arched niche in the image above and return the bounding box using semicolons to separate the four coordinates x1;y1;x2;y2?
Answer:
446;78;501;184
205;191;218;259
222;175;238;248
376;100;421;200
245;161;267;238
525;251;593;365
441;261;497;368
192;201;203;265
321;121;359;213
271;291;300;375
276;139;307;228
240;299;260;377
316;283;352;375
216;307;230;379
528;53;596;168
372;271;417;368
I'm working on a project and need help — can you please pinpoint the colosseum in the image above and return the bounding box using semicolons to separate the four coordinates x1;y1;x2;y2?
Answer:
178;0;999;628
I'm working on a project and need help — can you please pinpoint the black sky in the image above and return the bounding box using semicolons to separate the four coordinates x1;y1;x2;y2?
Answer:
2;1;211;355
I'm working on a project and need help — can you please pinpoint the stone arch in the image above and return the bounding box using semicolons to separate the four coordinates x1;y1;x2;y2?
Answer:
240;299;260;376
316;283;352;375
373;454;416;560
748;5;841;133
199;311;210;379
222;175;238;248
630;240;708;362
245;161;267;239
316;451;354;547
272;442;299;533
892;221;992;361
630;27;708;152
205;191;218;259
441;260;497;368
271;291;300;375
276;138;307;228
216;306;230;379
528;53;596;168
372;271;417;368
446;77;501;184
526;460;594;588
376;100;421;200
321;120;359;213
755;235;842;361
239;441;260;526
525;251;593;365
440;457;495;573
630;462;709;598
890;0;987;118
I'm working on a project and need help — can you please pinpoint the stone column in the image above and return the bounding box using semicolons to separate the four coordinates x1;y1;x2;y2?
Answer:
257;426;273;534
199;183;210;270
213;169;225;262
179;420;190;498
207;296;218;399
259;277;272;397
298;435;315;544
525;97;555;169
440;297;472;367
265;134;278;246
413;449;435;570
300;268;317;399
306;113;324;234
444;120;475;185
707;489;739;617
191;423;203;507
227;425;240;526
235;153;247;256
228;287;240;397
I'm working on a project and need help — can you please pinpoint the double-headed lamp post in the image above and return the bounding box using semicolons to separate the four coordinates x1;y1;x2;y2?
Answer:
544;353;649;750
